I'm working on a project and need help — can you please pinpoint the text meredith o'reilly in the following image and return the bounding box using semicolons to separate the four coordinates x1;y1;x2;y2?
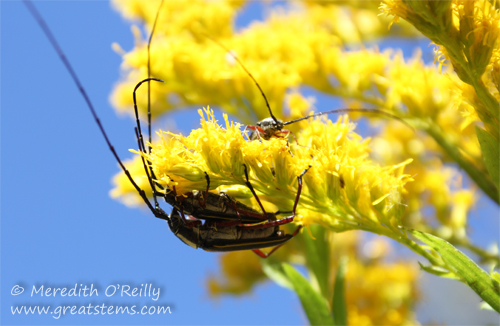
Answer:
30;284;160;301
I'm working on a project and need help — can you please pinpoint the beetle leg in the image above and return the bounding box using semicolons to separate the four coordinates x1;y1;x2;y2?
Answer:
219;193;271;222
178;206;188;225
278;129;306;150
185;218;202;228
197;172;210;208
240;216;293;229
243;164;269;220
240;166;310;230
211;219;243;227
252;226;303;258
244;125;265;141
245;166;310;258
219;193;244;224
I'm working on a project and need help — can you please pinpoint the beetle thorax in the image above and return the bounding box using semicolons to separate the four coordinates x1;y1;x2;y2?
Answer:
254;117;284;140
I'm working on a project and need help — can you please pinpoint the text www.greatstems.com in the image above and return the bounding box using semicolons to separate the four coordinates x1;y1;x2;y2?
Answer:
12;304;172;319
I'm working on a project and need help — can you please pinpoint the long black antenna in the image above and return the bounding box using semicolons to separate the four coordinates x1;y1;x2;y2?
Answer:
140;0;165;209
148;0;164;153
133;78;165;209
203;33;279;125
23;1;166;218
283;107;413;131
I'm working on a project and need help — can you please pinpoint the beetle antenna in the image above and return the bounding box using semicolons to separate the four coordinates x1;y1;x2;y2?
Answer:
133;78;166;209
203;34;279;125
133;78;164;164
148;0;164;154
145;0;165;208
283;108;414;132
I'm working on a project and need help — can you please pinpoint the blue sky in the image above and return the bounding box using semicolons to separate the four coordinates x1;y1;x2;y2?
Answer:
2;1;499;325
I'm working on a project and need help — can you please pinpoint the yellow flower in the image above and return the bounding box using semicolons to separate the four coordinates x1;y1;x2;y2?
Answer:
207;251;266;296
112;0;242;39
449;189;475;239
112;107;413;238
489;49;500;95
110;158;153;207
372;123;477;239
346;259;419;325
454;0;500;78
381;0;499;140
110;0;418;123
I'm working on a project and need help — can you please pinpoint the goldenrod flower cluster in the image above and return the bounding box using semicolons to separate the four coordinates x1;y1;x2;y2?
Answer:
379;0;499;247
112;107;413;235
381;0;499;160
346;259;419;325
110;0;417;124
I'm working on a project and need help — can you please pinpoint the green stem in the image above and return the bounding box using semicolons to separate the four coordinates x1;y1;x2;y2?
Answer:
471;79;500;124
435;29;499;122
358;224;447;268
419;120;499;205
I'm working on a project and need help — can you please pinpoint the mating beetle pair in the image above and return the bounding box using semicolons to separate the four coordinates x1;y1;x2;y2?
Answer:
165;164;310;258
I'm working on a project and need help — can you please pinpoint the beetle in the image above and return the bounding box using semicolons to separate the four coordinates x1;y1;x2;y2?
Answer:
166;166;309;258
246;108;412;141
25;0;308;258
168;209;294;256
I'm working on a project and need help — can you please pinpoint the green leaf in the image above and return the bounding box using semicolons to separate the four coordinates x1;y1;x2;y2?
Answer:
261;260;293;290
332;257;348;326
476;126;499;192
417;262;461;280
303;225;331;299
283;263;335;326
492;271;500;284
480;301;496;311
409;229;500;312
